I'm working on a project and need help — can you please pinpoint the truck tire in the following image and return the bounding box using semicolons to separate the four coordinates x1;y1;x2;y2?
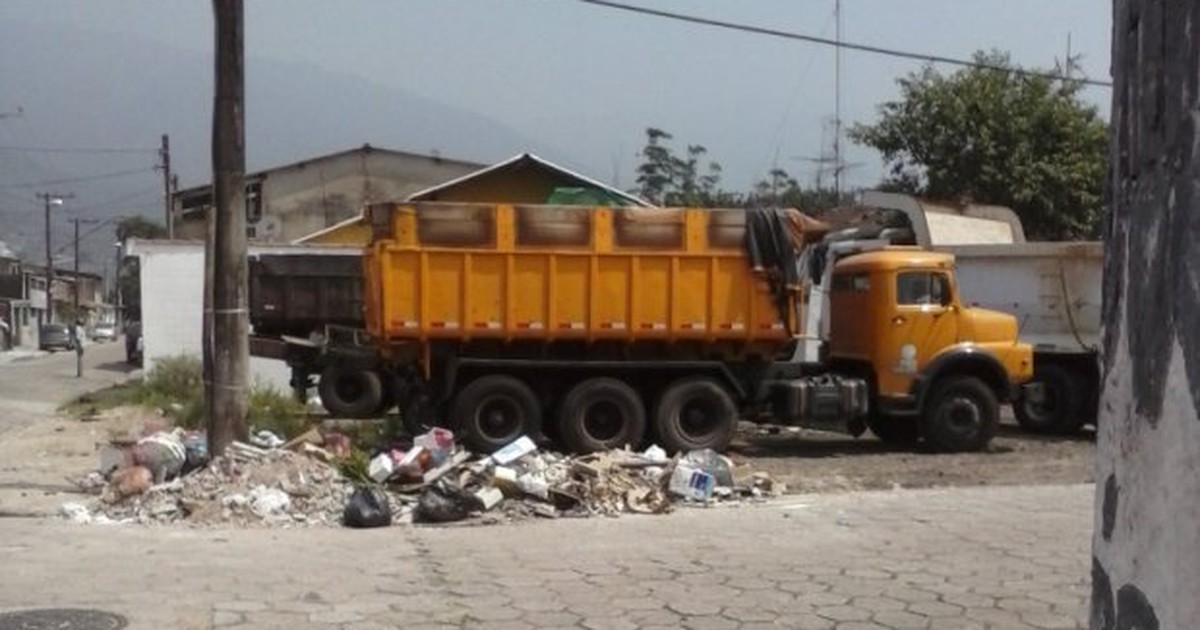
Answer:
653;377;737;454
451;375;541;454
1014;364;1085;435
558;378;647;454
921;375;998;452
867;413;919;445
319;366;384;418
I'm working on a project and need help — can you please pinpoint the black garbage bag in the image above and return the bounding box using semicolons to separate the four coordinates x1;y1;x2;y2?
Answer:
343;484;393;528
414;480;482;524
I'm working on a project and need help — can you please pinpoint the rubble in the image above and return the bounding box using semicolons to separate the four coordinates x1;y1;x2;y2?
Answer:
67;421;785;529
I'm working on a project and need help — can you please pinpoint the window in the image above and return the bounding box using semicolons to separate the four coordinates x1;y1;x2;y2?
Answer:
896;272;951;306
832;273;871;293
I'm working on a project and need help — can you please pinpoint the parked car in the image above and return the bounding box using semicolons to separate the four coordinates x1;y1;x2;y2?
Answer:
92;323;118;343
39;323;75;352
125;321;143;366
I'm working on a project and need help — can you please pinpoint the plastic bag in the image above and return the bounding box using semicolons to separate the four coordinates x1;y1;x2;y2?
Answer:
413;480;481;523
343;485;393;528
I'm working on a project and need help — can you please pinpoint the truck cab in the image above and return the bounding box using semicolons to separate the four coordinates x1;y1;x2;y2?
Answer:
826;248;1035;450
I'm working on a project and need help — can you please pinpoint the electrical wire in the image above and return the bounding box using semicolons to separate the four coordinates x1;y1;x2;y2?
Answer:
0;167;154;189
0;145;158;155
575;0;1113;88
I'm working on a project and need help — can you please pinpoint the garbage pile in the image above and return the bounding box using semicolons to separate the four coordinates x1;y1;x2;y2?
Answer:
63;421;783;528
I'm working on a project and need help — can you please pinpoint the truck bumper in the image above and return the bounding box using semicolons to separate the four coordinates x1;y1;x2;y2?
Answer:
1016;381;1045;406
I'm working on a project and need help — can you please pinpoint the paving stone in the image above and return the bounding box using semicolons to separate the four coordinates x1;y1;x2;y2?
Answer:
214;601;268;613
609;596;663;611
906;600;963;618
308;609;364;624
1021;610;1084;629
814;604;872;622
851;596;906;612
522;611;584;626
681;615;739;630
665;600;723;616
870;610;930;628
719;606;777;622
580;617;640;630
212;611;245;627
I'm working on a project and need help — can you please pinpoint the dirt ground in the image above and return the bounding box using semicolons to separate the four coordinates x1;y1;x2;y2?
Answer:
730;413;1096;494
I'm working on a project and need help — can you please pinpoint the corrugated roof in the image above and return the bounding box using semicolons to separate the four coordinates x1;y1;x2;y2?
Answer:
405;153;654;207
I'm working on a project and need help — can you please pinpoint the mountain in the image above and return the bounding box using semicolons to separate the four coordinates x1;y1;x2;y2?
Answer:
0;19;547;272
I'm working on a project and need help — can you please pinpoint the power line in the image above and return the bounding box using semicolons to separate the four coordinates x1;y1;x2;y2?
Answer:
0;166;155;189
0;145;158;155
575;0;1113;88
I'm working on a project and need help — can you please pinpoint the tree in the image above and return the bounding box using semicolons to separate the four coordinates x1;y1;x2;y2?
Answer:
633;128;729;206
848;51;1107;241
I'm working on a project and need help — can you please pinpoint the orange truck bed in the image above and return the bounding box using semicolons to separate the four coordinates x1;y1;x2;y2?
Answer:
362;202;798;355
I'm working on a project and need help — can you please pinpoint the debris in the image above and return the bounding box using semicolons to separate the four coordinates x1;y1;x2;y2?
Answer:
227;441;269;463
97;442;133;477
421;450;471;484
368;453;395;483
474;487;504;511
643;444;668;463
342;485;392;528
282;427;325;451
249;486;291;517
133;431;187;483
109;465;153;500
60;502;91;524
414;480;479;523
413;428;455;466
490;435;537;465
668;464;715;501
249;430;285;449
682;448;735;488
531;503;558;519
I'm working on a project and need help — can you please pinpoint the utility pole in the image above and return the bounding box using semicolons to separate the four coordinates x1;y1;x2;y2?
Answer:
1094;2;1200;627
208;0;249;457
38;192;72;324
833;0;843;198
160;134;174;239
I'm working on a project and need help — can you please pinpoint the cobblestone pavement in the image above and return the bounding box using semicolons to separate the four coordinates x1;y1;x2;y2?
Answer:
0;483;1091;629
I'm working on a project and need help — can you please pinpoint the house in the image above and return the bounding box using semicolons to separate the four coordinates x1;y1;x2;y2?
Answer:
0;246;109;349
297;153;652;245
172;144;484;244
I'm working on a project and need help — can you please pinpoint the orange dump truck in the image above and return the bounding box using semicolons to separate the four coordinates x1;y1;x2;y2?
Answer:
296;202;1036;455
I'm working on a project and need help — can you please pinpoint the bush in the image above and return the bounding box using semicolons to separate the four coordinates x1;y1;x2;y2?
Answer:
248;383;309;439
137;354;205;429
134;354;311;438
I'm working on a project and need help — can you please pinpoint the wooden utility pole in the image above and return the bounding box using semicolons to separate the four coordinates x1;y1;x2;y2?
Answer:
1095;2;1200;628
207;0;249;457
160;134;174;239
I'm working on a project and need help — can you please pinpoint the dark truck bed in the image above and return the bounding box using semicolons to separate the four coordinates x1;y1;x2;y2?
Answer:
249;253;364;339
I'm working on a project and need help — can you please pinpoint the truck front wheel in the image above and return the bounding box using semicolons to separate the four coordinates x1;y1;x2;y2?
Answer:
1014;364;1085;435
318;366;384;418
921;375;998;452
452;375;541;454
558;378;647;454
653;377;737;454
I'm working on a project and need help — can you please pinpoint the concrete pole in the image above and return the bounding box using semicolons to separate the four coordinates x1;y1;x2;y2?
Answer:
207;0;249;457
1094;2;1200;628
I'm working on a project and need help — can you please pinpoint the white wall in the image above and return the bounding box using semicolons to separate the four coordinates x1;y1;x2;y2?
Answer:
127;240;357;393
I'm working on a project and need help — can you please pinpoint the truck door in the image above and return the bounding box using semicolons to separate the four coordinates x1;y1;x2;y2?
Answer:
878;270;960;396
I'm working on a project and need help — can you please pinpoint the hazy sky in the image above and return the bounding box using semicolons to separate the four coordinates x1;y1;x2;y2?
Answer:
2;0;1111;193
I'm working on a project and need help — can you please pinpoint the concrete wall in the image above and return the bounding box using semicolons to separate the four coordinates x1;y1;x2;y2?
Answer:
1095;2;1200;628
127;239;358;393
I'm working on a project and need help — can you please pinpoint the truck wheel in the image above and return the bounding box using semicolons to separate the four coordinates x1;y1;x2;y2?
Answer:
653;377;737;454
867;413;919;445
1014;364;1085;435
921;375;998;452
558;378;647;454
318;366;384;418
452;375;541;454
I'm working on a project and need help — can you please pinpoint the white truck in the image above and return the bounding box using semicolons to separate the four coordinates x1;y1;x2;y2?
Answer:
859;191;1102;434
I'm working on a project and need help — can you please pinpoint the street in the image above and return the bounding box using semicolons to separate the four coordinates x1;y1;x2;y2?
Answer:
0;483;1092;630
0;347;1096;629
